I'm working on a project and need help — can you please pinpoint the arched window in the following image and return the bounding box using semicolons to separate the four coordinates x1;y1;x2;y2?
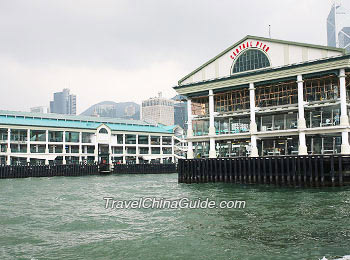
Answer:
232;49;270;74
99;128;108;134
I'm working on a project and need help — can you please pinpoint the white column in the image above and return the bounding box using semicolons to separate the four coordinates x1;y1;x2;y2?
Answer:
27;129;30;155
136;134;139;164
297;75;306;129
187;99;193;137
209;138;216;158
7;128;11;153
299;132;308;155
209;90;216;135
6;128;10;165
249;83;259;157
45;131;49;164
339;69;349;126
186;98;194;159
208;90;217;158
45;130;49;154
122;134;126;164
187;141;194;159
341;131;350;154
171;136;175;163
249;83;257;133
62;130;67;164
297;75;308;155
159;136;163;164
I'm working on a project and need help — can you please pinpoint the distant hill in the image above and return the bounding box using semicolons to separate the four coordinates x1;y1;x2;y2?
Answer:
80;101;140;120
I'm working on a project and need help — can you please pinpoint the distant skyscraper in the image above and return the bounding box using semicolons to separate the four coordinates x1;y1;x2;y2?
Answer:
142;92;174;126
327;4;336;47
30;106;49;114
172;95;188;130
327;1;350;52
339;27;350;51
50;88;77;115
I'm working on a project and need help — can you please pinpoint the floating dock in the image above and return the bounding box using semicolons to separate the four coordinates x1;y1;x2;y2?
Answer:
177;155;350;187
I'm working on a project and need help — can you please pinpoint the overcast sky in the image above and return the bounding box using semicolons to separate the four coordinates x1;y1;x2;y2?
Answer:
0;0;345;114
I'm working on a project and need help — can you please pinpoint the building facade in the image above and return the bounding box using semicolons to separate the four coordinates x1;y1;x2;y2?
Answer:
50;88;77;115
174;35;350;159
142;92;174;126
0;110;182;165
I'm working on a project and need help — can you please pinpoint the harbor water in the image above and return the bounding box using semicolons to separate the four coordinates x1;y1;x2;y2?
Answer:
0;174;349;260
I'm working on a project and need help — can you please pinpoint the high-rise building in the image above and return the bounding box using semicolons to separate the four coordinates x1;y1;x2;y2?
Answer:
327;1;350;52
30;106;49;114
172;95;188;130
339;27;350;51
142;92;174;126
327;3;336;47
50;89;77;115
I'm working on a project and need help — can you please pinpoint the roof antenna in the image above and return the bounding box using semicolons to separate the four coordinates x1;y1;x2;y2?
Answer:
269;25;271;38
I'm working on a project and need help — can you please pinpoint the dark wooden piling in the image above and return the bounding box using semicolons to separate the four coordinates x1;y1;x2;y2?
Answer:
177;155;350;187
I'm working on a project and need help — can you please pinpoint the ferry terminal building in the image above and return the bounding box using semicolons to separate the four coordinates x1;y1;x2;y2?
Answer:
174;35;350;159
0;111;183;165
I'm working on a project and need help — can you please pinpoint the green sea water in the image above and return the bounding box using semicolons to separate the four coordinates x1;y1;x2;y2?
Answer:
0;174;349;260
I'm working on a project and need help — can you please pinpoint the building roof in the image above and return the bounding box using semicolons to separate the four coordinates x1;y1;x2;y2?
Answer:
0;110;174;134
178;35;346;85
174;53;350;96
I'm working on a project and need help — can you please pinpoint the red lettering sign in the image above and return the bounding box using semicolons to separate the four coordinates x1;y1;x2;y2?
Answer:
230;40;271;60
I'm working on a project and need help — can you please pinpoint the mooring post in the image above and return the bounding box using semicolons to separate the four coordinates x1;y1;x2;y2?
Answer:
267;157;273;184
257;158;261;183
292;156;296;186
331;155;335;186
338;155;343;186
314;156;319;187
263;157;267;184
229;158;233;183
233;158;237;183
253;157;256;183
303;156;307;186
309;156;313;186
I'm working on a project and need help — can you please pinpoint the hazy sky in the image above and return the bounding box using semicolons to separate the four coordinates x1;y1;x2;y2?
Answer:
0;0;344;114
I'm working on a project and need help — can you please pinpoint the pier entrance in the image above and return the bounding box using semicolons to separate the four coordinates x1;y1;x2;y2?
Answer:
98;144;110;173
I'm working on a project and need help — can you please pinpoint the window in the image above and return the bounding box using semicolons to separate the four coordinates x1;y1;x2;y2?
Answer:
126;147;136;154
30;130;46;142
117;134;123;144
82;133;92;143
151;147;160;154
232;49;270;74
65;132;80;143
126;134;136;144
162;136;172;145
151;136;160;145
99;128;108;134
11;130;27;141
112;146;123;154
139;147;149;154
138;135;149;144
49;131;63;142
